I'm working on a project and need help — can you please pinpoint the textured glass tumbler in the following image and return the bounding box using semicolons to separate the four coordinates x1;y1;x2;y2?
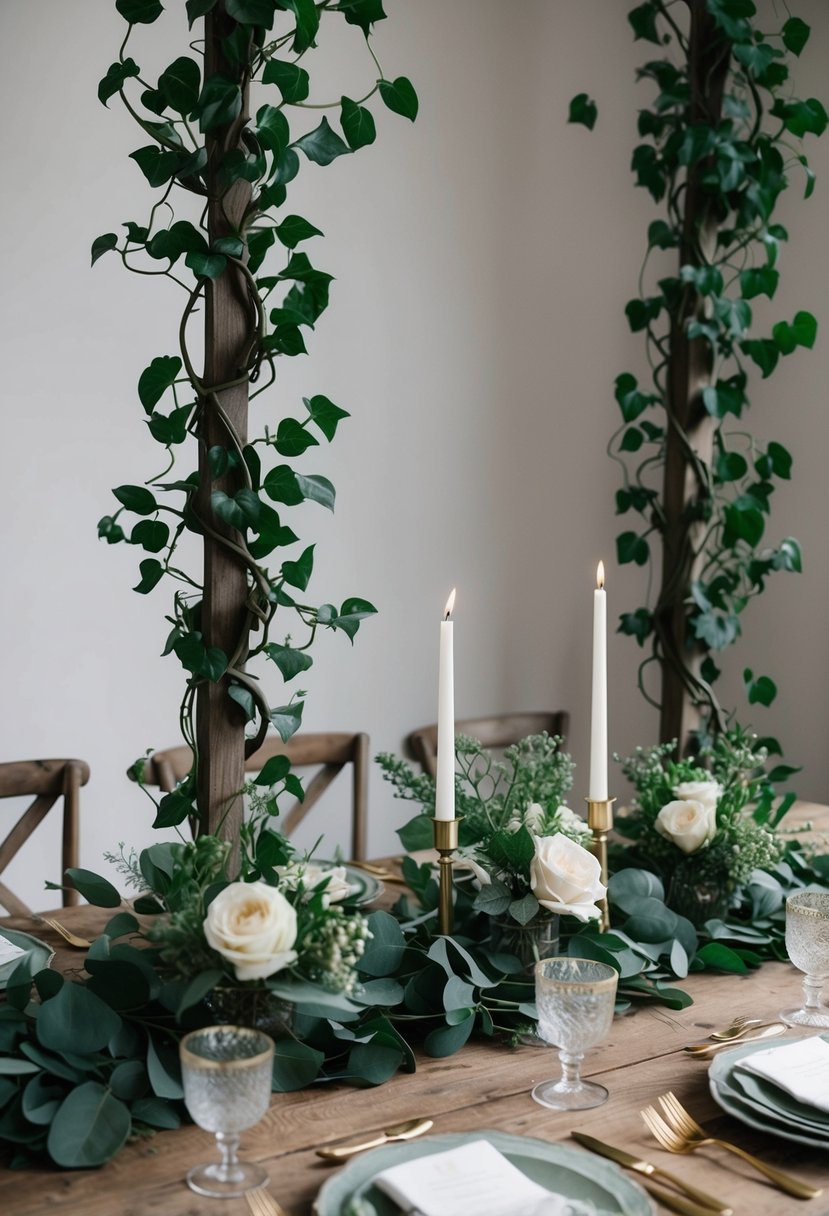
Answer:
532;957;617;1111
180;1025;274;1198
781;891;829;1029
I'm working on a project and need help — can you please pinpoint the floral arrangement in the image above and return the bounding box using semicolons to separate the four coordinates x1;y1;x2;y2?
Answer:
377;733;605;938
616;729;787;920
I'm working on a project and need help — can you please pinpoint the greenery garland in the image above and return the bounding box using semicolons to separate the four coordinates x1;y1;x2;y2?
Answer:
572;0;825;749
94;0;419;832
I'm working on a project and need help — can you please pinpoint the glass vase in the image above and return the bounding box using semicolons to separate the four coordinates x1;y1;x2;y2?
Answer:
667;863;731;928
489;912;560;975
205;985;295;1042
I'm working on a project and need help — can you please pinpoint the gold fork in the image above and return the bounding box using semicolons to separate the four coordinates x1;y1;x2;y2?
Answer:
35;917;92;950
710;1016;764;1041
641;1093;821;1200
246;1187;291;1216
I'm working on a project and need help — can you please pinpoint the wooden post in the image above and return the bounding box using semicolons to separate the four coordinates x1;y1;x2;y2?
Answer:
197;5;253;848
655;0;730;752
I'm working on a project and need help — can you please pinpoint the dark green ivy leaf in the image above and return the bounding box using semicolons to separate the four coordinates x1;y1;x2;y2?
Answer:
744;668;777;707
340;96;376;149
772;311;817;355
98;58;141;106
295;117;351;166
378;77;419;122
616;531;649;566
113;484;158;515
567;92;597;130
283;0;320;51
185;251;227;279
138;355;182;413
618;608;652;647
158;56;201;114
305;394;349;440
196;74;242;133
91;233;118;266
116;0;163;23
281;544;315;591
133;558;165;595
628;2;661;44
266;643;314;682
187;0;217;24
275;215;323;249
275;418;318;457
225;0;276;23
131;520;170;553
337;0;386;35
782;16;810;56
262;59;310;103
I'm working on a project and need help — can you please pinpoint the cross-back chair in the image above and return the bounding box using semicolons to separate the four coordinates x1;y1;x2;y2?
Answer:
139;732;369;860
0;758;90;916
406;710;570;778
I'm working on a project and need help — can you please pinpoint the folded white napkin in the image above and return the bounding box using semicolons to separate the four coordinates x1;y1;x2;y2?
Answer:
736;1036;829;1113
0;933;27;968
373;1140;596;1216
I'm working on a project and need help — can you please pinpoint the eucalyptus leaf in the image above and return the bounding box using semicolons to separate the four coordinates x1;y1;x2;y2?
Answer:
47;1083;131;1168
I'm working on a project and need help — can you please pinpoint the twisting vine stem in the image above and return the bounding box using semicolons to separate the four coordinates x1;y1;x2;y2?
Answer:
94;0;418;840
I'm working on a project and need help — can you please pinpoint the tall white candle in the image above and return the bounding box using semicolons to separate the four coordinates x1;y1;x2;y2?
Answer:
589;562;608;802
435;588;456;821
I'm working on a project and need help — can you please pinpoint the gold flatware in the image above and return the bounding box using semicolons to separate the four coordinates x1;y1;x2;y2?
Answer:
710;1016;764;1041
246;1187;291;1216
641;1091;821;1200
632;1181;732;1216
684;1023;786;1055
35;917;91;950
570;1131;731;1214
315;1117;433;1161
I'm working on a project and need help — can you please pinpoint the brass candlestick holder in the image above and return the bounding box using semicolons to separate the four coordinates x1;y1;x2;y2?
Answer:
586;797;615;932
432;816;461;936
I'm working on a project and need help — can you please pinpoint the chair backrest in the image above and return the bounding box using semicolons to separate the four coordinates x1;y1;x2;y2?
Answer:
0;759;90;916
406;711;570;778
140;733;369;860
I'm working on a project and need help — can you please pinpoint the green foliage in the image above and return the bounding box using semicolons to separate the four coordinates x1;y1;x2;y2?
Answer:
95;0;416;832
575;3;823;745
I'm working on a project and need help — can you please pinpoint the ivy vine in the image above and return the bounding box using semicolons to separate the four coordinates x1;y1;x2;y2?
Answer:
572;0;825;750
93;0;417;830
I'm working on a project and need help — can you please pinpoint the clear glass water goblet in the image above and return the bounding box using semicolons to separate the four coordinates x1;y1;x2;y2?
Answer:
532;957;618;1110
180;1024;275;1197
781;891;829;1029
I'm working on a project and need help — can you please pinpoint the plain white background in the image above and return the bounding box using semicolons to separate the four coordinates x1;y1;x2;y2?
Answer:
1;1;827;906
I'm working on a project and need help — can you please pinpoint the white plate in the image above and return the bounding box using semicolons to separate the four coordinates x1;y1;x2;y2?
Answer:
0;929;54;989
314;1130;655;1216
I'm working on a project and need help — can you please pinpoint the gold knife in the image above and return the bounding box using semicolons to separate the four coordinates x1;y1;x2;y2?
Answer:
570;1131;731;1214
315;1117;433;1161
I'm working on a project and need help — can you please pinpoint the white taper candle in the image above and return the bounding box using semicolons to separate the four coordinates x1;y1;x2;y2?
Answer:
589;562;608;801
435;589;456;821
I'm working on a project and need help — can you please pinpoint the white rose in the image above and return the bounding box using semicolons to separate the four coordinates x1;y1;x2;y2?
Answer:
554;805;592;839
453;851;492;887
523;803;545;835
654;798;716;855
204;881;298;981
674;779;722;822
529;835;606;922
276;862;352;905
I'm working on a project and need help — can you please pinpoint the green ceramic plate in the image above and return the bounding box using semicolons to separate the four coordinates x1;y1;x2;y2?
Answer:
0;928;53;990
313;1130;655;1216
709;1037;829;1150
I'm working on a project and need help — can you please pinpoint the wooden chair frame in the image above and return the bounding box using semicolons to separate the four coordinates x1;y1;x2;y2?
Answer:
406;711;570;778
0;759;90;916
141;733;369;860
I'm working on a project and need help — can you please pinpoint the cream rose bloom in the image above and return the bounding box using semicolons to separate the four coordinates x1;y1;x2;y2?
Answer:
277;861;352;905
529;834;606;922
654;798;716;855
674;779;722;822
204;881;298;981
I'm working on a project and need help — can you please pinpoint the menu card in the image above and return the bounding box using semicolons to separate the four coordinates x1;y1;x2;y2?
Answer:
373;1139;595;1216
736;1036;829;1113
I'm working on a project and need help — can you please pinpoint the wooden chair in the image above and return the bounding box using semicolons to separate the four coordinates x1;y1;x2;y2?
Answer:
140;733;369;860
0;758;90;916
406;711;570;778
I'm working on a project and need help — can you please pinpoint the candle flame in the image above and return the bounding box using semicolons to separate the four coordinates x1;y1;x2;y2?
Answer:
444;588;456;619
596;561;605;590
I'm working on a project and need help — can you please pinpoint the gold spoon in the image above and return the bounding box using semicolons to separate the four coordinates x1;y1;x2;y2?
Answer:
315;1117;433;1161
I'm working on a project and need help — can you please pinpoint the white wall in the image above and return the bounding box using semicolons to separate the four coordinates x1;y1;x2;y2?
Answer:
0;1;826;907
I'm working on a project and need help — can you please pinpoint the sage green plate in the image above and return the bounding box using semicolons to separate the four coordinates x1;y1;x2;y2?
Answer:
709;1036;829;1149
316;863;383;909
313;1130;655;1215
0;929;53;989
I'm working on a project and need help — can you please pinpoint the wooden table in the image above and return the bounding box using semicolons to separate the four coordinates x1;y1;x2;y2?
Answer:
1;893;827;1216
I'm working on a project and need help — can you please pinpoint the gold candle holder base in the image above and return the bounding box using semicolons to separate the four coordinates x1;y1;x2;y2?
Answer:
432;816;461;937
585;797;615;932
